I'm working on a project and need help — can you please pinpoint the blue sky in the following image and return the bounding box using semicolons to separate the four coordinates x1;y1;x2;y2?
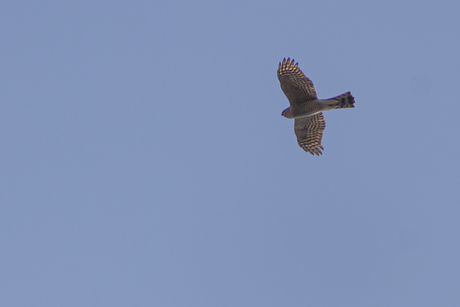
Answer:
1;1;460;306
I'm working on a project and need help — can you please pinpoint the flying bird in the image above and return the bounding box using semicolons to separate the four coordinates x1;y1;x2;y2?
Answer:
277;58;355;155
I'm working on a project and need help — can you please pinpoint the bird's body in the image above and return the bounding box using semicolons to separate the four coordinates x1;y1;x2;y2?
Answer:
277;58;355;155
281;92;355;119
281;100;324;118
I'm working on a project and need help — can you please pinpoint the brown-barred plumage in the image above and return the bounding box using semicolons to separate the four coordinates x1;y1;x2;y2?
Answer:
277;58;355;155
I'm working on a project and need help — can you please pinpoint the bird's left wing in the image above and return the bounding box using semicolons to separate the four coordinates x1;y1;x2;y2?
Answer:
294;113;326;155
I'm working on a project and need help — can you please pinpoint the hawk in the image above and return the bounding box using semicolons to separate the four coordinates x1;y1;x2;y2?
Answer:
277;58;355;155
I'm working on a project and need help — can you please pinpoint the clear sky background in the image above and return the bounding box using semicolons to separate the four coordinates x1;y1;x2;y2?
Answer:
1;1;460;306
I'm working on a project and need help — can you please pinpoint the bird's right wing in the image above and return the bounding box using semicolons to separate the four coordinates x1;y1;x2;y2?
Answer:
277;58;318;106
294;113;326;156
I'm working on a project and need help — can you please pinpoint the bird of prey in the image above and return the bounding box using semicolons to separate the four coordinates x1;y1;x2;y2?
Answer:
277;58;355;155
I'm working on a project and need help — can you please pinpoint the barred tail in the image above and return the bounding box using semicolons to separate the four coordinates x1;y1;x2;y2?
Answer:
321;92;355;110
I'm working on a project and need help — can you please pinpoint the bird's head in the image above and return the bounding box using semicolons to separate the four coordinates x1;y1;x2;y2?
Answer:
281;107;292;118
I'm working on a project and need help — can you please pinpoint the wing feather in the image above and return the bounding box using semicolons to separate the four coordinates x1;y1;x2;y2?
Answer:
277;58;317;106
294;113;326;156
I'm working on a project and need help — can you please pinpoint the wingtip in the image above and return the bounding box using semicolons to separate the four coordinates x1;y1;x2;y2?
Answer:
279;57;298;67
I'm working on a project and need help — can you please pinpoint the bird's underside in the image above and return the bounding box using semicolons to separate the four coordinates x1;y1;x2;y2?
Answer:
277;58;355;155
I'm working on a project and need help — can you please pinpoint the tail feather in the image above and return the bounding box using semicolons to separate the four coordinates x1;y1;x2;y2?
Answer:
322;92;355;110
